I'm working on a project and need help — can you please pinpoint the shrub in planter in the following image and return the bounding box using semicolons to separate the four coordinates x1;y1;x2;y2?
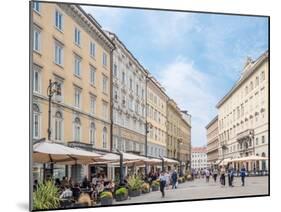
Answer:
141;183;150;194
127;176;143;197
151;180;160;191
186;174;192;181
178;178;183;184
115;187;128;201
100;191;113;205
33;180;60;210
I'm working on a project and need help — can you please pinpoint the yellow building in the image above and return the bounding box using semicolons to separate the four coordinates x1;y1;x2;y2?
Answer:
205;115;219;167
31;2;115;181
179;112;191;170
146;76;168;158
166;99;181;159
216;51;268;171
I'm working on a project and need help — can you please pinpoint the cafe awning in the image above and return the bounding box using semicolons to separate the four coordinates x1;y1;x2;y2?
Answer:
33;140;102;164
230;155;268;162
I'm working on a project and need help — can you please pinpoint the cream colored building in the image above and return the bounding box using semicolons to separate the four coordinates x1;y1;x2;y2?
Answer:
205;116;219;167
216;51;268;171
105;31;148;155
179;112;191;169
146;76;167;158
191;147;208;170
32;2;114;181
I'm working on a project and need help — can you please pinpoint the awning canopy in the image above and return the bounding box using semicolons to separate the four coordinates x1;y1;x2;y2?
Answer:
162;157;180;164
33;141;102;164
230;155;268;162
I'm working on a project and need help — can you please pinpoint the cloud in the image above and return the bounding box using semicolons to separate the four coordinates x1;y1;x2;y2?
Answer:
157;56;218;146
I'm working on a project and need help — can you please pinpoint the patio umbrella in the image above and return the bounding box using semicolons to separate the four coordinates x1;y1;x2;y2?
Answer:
230;155;268;162
33;141;102;164
162;157;180;164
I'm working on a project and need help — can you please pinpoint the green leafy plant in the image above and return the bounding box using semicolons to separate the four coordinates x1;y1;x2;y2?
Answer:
127;176;143;191
115;187;128;197
100;191;113;199
33;180;60;210
151;180;160;188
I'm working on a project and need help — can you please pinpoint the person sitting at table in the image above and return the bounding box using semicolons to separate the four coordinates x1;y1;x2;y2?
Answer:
91;185;98;201
96;180;104;194
55;178;61;187
91;174;98;186
61;176;69;187
60;185;73;199
82;176;90;188
68;177;74;188
104;180;115;192
72;183;81;201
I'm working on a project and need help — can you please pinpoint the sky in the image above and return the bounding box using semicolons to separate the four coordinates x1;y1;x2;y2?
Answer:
82;5;268;147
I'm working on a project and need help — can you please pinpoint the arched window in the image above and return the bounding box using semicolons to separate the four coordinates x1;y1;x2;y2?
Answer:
89;122;96;146
74;117;81;142
54;111;63;141
255;76;259;87
33;103;40;139
102;127;107;149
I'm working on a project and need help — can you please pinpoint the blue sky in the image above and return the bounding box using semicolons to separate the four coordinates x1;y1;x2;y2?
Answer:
83;5;268;147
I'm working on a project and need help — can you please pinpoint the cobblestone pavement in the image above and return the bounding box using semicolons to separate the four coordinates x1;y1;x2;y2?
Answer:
113;176;268;205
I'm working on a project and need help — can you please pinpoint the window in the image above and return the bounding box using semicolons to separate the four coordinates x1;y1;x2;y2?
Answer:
73;117;81;141
261;71;265;81
102;127;107;149
90;95;96;114
74;27;81;46
74;87;81;108
33;104;40;139
245;86;248;95
90;42;95;57
33;1;40;13
122;72;125;83
142;89;144;99
33;27;41;52
262;135;265;143
256;137;259;145
90;65;96;85
33;68;41;93
89;123;96;146
54;41;63;65
102;75;108;94
55;10;63;31
250;81;253;91
54;111;63;141
113;64;118;77
255;76;259;87
129;78;133;90
136;84;139;96
102;52;107;67
74;55;81;77
102;101;108;120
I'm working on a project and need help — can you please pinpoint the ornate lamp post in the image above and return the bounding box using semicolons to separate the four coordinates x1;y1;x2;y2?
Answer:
44;79;61;179
144;121;152;176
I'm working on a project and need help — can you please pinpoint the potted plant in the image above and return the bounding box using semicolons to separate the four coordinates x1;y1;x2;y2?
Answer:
151;180;160;191
141;183;150;194
115;187;128;201
127;176;142;197
100;191;113;205
33;180;60;210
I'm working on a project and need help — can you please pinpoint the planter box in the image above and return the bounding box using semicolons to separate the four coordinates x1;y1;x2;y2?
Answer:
115;195;128;202
151;186;159;191
129;189;141;197
142;189;150;194
100;198;113;205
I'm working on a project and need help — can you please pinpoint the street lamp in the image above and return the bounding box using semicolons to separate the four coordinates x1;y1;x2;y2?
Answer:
47;79;61;140
45;79;61;179
144;121;152;176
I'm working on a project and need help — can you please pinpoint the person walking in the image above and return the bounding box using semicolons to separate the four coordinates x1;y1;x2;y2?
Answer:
240;165;246;186
220;165;226;187
213;167;218;183
159;171;166;198
228;164;234;187
205;169;210;183
171;170;178;189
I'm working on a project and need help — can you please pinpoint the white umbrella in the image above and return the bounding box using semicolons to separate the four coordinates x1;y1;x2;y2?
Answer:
230;155;268;162
33;141;101;164
162;157;180;164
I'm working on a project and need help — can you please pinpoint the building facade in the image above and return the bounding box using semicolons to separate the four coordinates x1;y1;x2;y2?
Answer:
206;116;219;167
216;51;268;171
32;2;115;181
191;147;208;170
105;31;147;155
181;111;192;169
146;77;167;158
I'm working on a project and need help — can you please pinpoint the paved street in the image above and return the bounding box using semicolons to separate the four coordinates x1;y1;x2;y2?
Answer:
113;176;268;205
